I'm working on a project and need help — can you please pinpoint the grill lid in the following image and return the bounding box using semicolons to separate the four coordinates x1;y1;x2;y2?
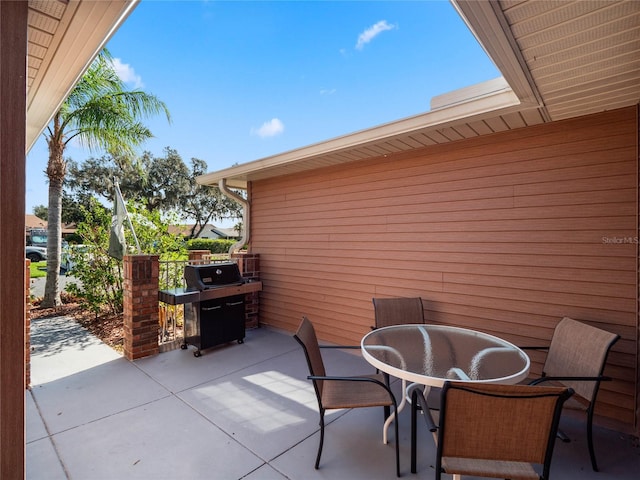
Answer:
184;263;243;290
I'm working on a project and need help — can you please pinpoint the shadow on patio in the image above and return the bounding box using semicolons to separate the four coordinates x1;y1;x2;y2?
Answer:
27;316;639;479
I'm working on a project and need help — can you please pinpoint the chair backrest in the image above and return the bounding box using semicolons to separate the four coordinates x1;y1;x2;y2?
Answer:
543;317;619;401
372;297;424;328
437;382;573;476
293;317;326;400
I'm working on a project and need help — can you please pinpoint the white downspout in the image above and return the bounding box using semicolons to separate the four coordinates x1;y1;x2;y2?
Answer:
218;178;249;255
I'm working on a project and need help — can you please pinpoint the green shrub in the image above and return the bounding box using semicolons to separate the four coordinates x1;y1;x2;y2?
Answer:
186;238;236;254
65;204;123;315
66;198;188;315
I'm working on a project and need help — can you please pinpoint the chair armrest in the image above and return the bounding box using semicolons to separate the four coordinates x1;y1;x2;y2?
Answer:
308;374;389;389
529;375;612;385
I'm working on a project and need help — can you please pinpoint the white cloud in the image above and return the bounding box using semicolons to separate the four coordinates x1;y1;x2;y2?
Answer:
320;88;336;96
111;58;144;88
251;118;284;138
355;20;396;50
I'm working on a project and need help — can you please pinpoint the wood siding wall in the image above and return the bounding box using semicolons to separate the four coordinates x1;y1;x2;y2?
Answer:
250;106;639;431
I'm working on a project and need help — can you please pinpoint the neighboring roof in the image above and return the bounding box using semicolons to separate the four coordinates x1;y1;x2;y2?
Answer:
25;214;46;231
209;226;241;239
25;214;76;235
198;0;640;189
26;0;139;151
168;224;240;239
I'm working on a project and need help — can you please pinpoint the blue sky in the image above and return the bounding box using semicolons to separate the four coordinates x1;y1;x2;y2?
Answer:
26;0;500;217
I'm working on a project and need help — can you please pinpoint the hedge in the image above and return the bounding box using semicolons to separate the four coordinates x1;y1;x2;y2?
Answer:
186;238;237;254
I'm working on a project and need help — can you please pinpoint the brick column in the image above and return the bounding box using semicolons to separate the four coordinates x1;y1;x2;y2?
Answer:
188;250;212;264
232;252;260;329
123;255;159;360
25;260;30;387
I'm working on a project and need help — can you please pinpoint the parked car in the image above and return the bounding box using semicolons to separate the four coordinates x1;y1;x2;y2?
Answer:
26;246;47;262
26;228;48;247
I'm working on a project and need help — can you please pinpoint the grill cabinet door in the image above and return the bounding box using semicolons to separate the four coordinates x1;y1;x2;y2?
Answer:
199;295;245;349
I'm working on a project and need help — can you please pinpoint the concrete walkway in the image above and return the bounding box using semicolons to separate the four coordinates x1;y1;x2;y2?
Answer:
29;275;75;299
27;316;640;479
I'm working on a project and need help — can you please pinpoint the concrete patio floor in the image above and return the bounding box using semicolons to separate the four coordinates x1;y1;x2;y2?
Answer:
27;315;639;479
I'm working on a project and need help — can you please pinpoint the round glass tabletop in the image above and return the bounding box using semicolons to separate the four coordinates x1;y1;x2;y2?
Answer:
361;324;530;387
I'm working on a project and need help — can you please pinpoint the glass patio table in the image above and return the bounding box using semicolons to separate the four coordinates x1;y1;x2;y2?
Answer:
361;324;531;443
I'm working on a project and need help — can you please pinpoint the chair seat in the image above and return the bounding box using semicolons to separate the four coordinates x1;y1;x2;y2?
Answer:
321;374;394;409
442;457;540;480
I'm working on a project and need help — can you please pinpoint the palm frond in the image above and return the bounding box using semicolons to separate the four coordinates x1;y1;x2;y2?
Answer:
54;47;170;155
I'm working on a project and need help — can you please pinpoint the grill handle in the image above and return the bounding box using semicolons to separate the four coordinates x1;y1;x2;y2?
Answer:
202;305;222;311
226;301;244;307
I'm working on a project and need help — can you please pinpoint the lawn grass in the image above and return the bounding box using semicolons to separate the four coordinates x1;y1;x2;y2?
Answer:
29;261;47;279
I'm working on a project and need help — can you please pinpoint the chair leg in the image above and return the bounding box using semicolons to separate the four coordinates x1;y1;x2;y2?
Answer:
587;406;599;471
384;405;391;420
411;393;418;474
383;372;391;420
394;403;400;477
381;373;400;477
315;410;325;470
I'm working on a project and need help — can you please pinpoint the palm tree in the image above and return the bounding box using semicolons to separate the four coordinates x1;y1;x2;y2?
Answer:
41;49;170;308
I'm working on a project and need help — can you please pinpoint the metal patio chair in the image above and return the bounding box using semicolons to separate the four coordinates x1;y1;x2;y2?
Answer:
373;296;430;415
372;296;425;329
410;381;574;480
522;317;620;471
293;316;400;477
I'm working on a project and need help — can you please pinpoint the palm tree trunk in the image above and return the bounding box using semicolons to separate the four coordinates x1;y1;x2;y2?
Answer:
41;139;65;307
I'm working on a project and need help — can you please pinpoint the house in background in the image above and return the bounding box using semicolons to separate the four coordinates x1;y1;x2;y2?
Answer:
25;214;77;245
168;224;241;240
198;0;640;436
25;214;46;232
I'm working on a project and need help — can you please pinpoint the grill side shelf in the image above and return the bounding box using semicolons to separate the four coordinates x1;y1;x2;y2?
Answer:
158;288;199;305
158;282;263;305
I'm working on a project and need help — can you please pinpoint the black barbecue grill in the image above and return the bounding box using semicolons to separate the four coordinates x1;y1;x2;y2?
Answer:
182;262;246;357
184;263;245;290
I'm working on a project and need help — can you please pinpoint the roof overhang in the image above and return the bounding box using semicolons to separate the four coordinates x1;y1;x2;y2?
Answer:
198;0;640;190
26;0;139;152
198;78;530;189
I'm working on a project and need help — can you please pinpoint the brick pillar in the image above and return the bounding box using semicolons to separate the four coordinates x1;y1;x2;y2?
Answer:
123;255;159;360
25;260;30;387
232;252;260;329
188;250;212;264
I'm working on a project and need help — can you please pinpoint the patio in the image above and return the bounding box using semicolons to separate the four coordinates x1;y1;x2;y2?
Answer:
27;316;639;479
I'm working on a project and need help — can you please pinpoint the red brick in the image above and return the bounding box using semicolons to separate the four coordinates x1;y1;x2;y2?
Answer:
123;255;160;360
